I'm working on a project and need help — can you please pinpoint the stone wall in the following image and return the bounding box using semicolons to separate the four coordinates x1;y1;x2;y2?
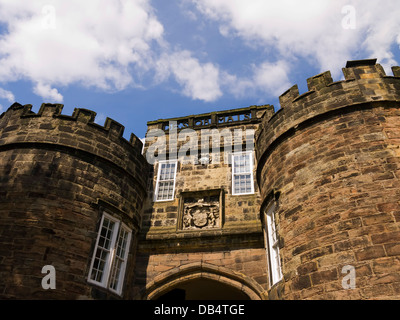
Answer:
134;105;273;299
0;103;147;299
1;59;400;300
256;60;400;299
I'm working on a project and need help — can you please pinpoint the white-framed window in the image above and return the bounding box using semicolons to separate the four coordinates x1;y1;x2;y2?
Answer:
263;202;283;287
154;160;178;202
88;213;132;296
231;151;255;195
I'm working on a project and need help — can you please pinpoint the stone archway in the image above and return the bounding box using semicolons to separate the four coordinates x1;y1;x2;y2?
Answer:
140;262;267;300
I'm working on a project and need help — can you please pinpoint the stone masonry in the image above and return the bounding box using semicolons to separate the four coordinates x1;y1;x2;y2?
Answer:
134;105;271;299
256;59;400;299
0;104;147;299
0;59;399;300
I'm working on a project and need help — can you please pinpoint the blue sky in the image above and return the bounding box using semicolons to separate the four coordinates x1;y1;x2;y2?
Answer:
0;0;399;139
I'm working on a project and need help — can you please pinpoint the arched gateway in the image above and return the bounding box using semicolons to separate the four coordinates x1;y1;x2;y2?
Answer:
139;263;267;300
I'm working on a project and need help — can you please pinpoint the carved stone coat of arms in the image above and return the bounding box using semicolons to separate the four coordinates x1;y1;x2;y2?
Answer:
182;198;220;230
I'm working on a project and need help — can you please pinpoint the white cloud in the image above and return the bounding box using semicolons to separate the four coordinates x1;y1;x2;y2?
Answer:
253;60;291;96
221;60;291;99
0;87;15;102
0;0;164;99
1;0;399;106
192;0;400;77
33;82;63;102
0;0;226;103
157;50;222;102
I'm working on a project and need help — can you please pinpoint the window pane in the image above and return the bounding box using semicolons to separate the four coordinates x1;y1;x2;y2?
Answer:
245;174;251;193
169;163;176;179
233;173;252;194
233;155;239;173
232;153;253;195
240;155;245;173
109;258;123;291
158;162;176;181
116;229;128;258
160;163;167;180
109;227;131;293
90;247;109;283
98;219;115;249
156;161;176;201
233;175;240;193
89;217;116;285
234;153;250;174
157;180;174;200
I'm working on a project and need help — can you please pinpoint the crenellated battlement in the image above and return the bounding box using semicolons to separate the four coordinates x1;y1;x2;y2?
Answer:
255;59;400;182
0;102;143;153
0;102;147;189
276;59;400;111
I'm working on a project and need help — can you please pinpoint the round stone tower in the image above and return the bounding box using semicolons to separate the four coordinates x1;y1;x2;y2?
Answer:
0;103;147;299
256;59;400;299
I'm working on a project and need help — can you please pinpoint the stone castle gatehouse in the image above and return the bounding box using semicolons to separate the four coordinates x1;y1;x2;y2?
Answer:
1;59;400;300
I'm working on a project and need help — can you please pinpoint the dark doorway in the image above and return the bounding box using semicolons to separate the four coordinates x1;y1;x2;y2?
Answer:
156;288;186;301
155;278;251;300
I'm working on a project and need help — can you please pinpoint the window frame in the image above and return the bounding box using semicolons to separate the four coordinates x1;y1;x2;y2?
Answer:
154;159;178;202
87;212;132;296
263;202;283;287
231;151;255;196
